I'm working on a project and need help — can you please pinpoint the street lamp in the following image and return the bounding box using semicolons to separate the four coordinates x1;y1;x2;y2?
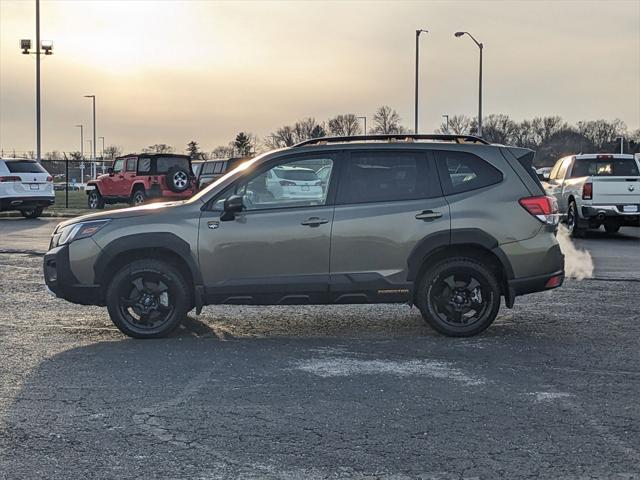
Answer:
414;29;428;134
84;95;97;179
442;114;449;133
20;0;54;162
75;125;84;183
98;136;105;173
616;136;624;154
357;116;367;135
455;31;483;137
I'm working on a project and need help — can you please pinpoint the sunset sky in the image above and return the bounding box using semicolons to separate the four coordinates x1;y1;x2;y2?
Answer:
1;0;639;155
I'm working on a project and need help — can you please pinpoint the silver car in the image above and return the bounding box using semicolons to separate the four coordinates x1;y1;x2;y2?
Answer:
44;134;564;339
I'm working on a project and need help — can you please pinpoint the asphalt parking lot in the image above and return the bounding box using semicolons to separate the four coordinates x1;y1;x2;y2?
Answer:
0;217;639;479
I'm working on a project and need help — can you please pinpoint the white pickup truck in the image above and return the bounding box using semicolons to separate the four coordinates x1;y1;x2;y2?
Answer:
543;153;640;236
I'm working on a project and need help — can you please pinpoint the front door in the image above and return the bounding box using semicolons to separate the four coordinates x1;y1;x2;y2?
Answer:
198;153;338;305
330;149;450;303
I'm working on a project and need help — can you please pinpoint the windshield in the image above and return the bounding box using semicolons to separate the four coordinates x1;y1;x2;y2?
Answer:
185;155;263;204
572;158;639;177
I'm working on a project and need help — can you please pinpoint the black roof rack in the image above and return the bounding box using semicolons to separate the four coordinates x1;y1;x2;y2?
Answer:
294;133;490;147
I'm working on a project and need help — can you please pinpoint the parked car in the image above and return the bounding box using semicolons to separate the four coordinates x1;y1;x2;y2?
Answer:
86;153;196;209
0;158;54;218
44;133;564;339
54;182;80;191
193;157;248;189
543;153;640;235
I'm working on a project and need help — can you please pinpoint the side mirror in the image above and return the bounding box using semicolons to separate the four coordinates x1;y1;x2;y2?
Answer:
221;194;244;221
107;167;114;175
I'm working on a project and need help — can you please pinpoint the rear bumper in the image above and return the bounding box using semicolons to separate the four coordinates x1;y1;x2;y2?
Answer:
508;270;565;299
43;245;104;306
0;196;54;211
581;204;640;218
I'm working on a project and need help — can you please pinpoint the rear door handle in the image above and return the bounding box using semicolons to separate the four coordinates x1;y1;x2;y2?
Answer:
301;217;329;227
415;210;443;221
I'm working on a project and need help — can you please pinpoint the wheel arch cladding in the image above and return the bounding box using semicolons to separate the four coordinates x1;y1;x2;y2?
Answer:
407;228;515;304
94;233;202;290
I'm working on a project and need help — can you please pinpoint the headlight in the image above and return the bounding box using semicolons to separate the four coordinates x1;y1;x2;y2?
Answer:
58;219;110;245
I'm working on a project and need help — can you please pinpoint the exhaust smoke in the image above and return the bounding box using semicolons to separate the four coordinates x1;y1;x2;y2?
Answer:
556;225;594;280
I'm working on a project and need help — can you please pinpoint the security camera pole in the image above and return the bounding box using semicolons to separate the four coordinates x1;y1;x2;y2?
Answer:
414;29;428;134
20;0;53;163
455;31;483;137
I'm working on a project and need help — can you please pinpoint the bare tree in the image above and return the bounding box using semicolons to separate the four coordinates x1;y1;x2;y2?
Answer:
576;119;627;150
327;114;361;136
143;144;174;154
104;145;122;160
211;145;235;159
443;115;473;135
371;106;405;134
531;116;567;146
480;114;518;144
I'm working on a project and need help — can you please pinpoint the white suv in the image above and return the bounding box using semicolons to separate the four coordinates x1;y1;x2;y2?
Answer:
0;158;54;218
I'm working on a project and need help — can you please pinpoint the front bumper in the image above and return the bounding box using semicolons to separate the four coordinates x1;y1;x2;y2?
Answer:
0;195;54;212
43;245;104;306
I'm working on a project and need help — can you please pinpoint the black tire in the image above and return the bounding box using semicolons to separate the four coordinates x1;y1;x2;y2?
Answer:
166;166;190;193
604;224;620;234
106;259;191;339
20;207;43;219
566;200;584;237
416;257;501;337
88;190;105;209
131;188;146;207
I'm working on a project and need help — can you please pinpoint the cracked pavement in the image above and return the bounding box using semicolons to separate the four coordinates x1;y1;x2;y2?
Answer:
0;218;639;479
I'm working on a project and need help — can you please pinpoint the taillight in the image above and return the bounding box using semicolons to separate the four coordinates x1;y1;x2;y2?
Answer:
46;176;53;182
279;180;296;186
519;195;559;225
582;182;592;200
0;176;21;182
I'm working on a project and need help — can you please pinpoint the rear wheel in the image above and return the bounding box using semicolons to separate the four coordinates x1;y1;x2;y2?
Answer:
416;257;501;337
88;190;105;209
106;259;191;339
566;200;584;237
20;207;43;219
604;223;620;234
131;188;146;206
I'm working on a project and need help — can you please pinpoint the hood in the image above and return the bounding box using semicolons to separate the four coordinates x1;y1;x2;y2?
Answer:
55;200;198;229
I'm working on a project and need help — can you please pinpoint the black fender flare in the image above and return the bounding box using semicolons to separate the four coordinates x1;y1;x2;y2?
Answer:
406;228;515;282
94;232;203;287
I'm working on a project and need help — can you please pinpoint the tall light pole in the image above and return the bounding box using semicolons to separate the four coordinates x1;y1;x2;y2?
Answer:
98;136;105;173
414;29;428;134
442;114;449;133
357;116;367;135
455;31;483;137
84;95;96;179
20;0;53;162
616;136;624;154
75;125;84;183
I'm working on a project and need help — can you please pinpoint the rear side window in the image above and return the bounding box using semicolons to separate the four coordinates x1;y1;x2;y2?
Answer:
214;161;227;174
156;157;189;173
138;158;151;173
337;151;440;204
571;158;640;177
437;151;503;195
6;161;47;174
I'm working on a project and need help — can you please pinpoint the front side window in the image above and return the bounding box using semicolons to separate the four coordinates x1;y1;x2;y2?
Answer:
556;157;572;180
337;151;439;204
437;151;503;195
216;157;333;211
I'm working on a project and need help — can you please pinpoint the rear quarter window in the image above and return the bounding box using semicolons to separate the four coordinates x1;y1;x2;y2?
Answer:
436;151;503;195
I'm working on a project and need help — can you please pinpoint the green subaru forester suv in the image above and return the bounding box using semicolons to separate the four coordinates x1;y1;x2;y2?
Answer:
44;134;564;338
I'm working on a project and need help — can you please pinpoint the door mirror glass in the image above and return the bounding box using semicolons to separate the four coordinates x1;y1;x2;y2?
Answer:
107;167;114;175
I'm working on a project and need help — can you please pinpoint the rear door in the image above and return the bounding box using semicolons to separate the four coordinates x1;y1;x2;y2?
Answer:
3;160;51;198
329;149;448;303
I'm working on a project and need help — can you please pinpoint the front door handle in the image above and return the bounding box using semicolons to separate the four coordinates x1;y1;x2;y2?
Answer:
301;217;329;227
415;210;443;221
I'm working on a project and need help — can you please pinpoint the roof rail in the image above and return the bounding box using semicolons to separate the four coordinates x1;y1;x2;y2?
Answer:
294;133;490;147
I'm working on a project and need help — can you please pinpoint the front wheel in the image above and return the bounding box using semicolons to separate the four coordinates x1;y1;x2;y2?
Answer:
88;190;105;209
20;207;43;219
106;259;191;339
416;258;501;337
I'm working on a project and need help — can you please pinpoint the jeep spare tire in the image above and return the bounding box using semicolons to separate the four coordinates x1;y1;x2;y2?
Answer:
166;166;190;193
